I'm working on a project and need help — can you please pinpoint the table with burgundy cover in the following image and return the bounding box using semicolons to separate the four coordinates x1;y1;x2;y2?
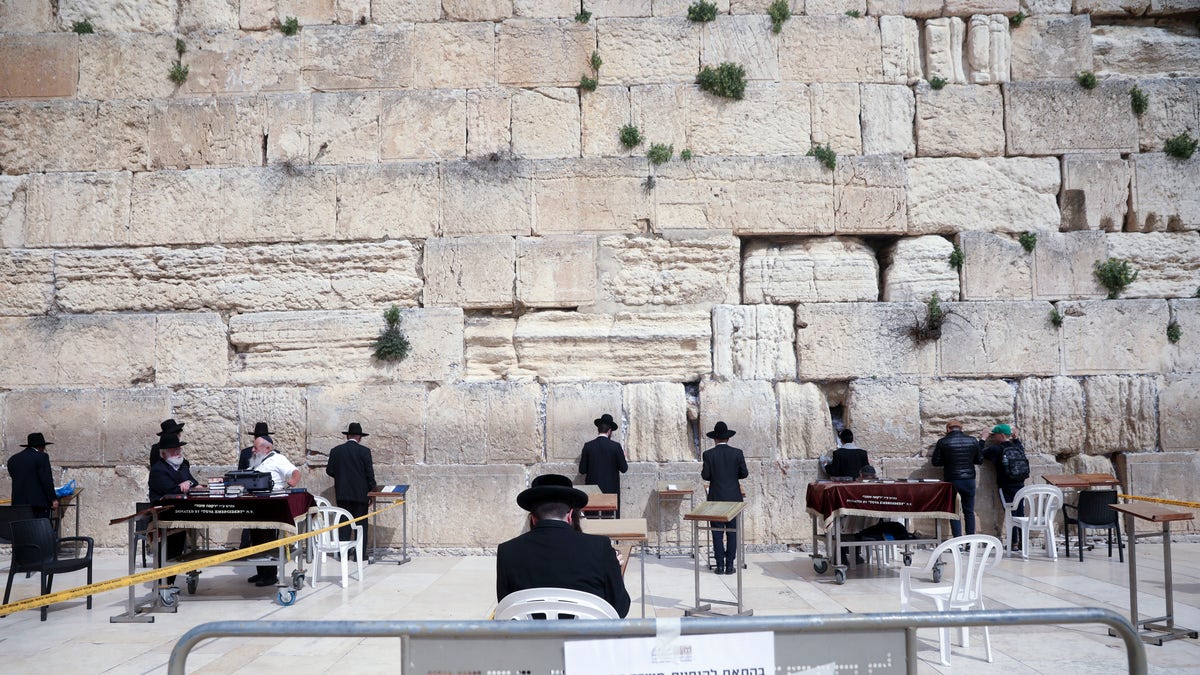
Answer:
806;480;958;584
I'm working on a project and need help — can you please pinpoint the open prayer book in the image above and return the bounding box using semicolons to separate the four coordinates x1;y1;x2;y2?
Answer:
377;484;409;494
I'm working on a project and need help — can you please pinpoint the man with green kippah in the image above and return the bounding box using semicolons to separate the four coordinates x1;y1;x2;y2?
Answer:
984;423;1029;551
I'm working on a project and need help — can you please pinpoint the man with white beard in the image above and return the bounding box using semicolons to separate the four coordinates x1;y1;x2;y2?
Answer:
245;435;301;587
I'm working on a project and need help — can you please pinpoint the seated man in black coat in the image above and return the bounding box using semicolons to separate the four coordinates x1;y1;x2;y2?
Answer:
147;434;197;586
824;429;870;480
496;474;631;618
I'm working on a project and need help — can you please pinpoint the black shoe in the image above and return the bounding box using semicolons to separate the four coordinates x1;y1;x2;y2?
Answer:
855;555;867;565
247;574;262;584
723;565;736;575
255;576;279;587
714;564;725;575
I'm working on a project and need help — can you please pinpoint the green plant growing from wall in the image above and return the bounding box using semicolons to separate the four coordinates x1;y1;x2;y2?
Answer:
647;143;674;165
687;1;718;22
575;10;592;23
807;143;836;170
1163;132;1197;160
680;149;693;161
844;9;862;17
908;292;956;341
1094;258;1138;299
279;16;300;35
1167;321;1182;344
580;50;602;93
590;50;603;73
1076;71;1098;90
71;19;94;34
696;62;746;100
1130;86;1148;116
1010;12;1026;28
1019;231;1038;252
948;245;964;271
1050;308;1064;328
373;305;411;363
580;75;598;91
619;124;643;149
929;76;947;90
768;0;791;34
168;39;188;85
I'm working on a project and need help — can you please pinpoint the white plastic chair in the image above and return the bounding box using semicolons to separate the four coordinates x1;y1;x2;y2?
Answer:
1003;485;1063;559
900;534;1003;666
313;495;332;508
311;505;364;588
494;587;619;620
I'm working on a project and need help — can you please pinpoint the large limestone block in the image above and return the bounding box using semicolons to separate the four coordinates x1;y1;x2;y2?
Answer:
1009;15;1092;80
512;88;581;159
939;300;1060;376
1169;299;1200;372
1134;78;1199;154
742;238;879;304
795;303;937;379
168;388;239;466
58;0;175;32
915;84;1005;158
229;308;464;386
811;83;863;155
25;171;131;247
3;388;170;466
623;382;692;462
906;157;1061;234
1105;232;1200;299
580;86;630;157
1129;154;1200;233
148;98;266;169
424;236;516;309
0;315;156;388
55;467;152;547
0;1;53;32
156;314;228;387
880;15;922;85
1004;81;1139;155
1032;231;1107;300
592;232;741;312
0;35;77;99
467;88;513;159
944;0;1019;11
441;160;533;236
517;235;597;307
426;382;542;465
1014;376;1085;458
699;380;778;460
307;384;427;465
777;382;835;460
179;0;240;30
0;251;53;316
373;0;442;22
712;305;797;381
1159;375;1200;452
413;22;496;89
701;15;779;81
380;90;467;161
464;316;524;380
959;231;1032;300
881;235;960;302
654;156;832;234
443;0;513;20
310;92;380;165
336;163;440;240
925;18;967;84
1073;0;1150;14
780;16;885;83
834;154;907;234
964;15;1010;85
545;383;624;462
407;465;527;547
263;94;312;164
0;101;150;174
1093;24;1200;78
225;167;339;242
236;387;307;465
513;311;712;381
77;34;177;100
1123;453;1200;533
1083;375;1158;454
598;18;700;85
860;84;916;157
497;19;595;86
845;379;921;457
1150;0;1200;13
1061;300;1169;374
1060;154;1130;232
0;176;25;247
532;158;651;234
919;378;1015;451
300;25;412;90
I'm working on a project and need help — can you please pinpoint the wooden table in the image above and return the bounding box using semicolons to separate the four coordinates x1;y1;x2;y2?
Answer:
367;486;411;566
654;481;695;558
683;501;750;617
581;517;647;618
1109;503;1198;645
581;492;618;519
575;484;602;496
1044;473;1121;490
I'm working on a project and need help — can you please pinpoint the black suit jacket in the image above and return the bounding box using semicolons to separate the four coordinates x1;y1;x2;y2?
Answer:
237;445;254;471
325;440;376;503
579;436;628;494
826;446;870;479
148;460;198;502
496;519;631;617
7;447;55;509
701;443;748;502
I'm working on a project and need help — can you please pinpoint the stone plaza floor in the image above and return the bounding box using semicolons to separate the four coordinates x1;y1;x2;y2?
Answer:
2;541;1200;674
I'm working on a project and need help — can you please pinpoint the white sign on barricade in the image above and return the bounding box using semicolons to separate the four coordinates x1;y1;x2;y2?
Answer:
564;630;775;675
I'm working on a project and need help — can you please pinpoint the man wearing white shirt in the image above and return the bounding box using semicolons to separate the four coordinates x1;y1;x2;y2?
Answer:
245;435;301;586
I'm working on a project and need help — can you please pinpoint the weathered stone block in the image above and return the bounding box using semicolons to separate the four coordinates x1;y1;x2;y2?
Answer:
811;83;862;155
907;157;1061;234
0;316;156;388
442;160;533;236
373;0;442;22
1129;153;1200;233
443;0;513;20
743;238;879;304
532;158;651;234
156;314;228;387
179;0;240;30
780;16;885;83
424;236;516;309
1060;154;1130;232
236;387;308;466
408;465;527;547
545;382;624;462
1004;81;1139;155
0;176;26;247
1159;375;1200;452
919;378;1015;451
262;95;311;164
25;171;131;247
336;163;440;240
699;380;778;460
925;17;966;84
512;88;581;159
3;388;170;467
1105;232;1200;299
0;35;77;99
380;90;467;161
880;15;922;85
1093;25;1200;78
168;387;239;467
1061;300;1169;374
867;0;944;17
915;84;1005;158
778;382;835;460
701;15;779;81
1134;78;1199;154
1123;453;1200;533
834;154;907;234
593;232;740;312
413;22;495;89
426;382;542;465
1014;376;1085;458
0;0;53;32
1009;15;1092;80
881;235;960;302
517;235;597;307
795;303;937;379
148;98;266;169
464;316;520;380
514;0;579;17
77;34;176;100
300;25;412;90
55;467;153;547
964;14;1010;84
311;92;380;165
513;311;712;382
1169;299;1199;372
599;18;699;85
846;379;921;457
944;0;1018;11
940;301;1060;376
1083;375;1158;454
0;101;150;174
959;231;1033;300
624;382;692;462
467;88;513;159
1073;0;1149;14
634;83;812;157
860;84;915;157
712;305;797;381
580;86;630;157
307;384;427;466
58;0;175;32
497;19;595;86
1032;231;1107;300
627;84;689;155
0;251;53;316
221;167;339;242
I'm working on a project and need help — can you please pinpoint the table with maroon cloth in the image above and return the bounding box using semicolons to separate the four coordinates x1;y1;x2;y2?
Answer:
806;480;958;584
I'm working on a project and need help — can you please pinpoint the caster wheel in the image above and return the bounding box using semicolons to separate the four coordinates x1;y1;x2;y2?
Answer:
159;588;179;607
292;573;305;591
932;563;944;584
834;568;847;585
813;558;829;574
903;554;913;567
277;589;297;606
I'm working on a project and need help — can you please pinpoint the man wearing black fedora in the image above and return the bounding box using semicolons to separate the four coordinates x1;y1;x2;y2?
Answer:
238;422;273;471
150;418;185;468
578;413;628;517
702;421;748;575
496;474;630;617
325;422;376;548
7;432;58;519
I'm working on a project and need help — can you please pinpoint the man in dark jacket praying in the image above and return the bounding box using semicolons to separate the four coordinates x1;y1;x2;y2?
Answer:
932;420;984;538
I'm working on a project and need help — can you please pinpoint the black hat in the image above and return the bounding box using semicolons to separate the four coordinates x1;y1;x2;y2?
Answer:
157;418;184;437
593;413;618;431
157;434;186;450
250;422;271;438
342;422;369;437
516;474;588;511
706;421;736;440
20;432;53;448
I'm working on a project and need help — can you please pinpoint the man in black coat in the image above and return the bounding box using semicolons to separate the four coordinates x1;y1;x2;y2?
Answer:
496;474;630;617
932;420;984;538
824;429;870;479
150;418;184;468
147;434;197;586
578;413;628;517
701;421;749;575
325;422;376;546
7;432;57;519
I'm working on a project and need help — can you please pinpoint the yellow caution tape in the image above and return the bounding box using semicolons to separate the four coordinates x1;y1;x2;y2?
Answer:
1118;494;1200;510
0;500;402;617
0;498;10;504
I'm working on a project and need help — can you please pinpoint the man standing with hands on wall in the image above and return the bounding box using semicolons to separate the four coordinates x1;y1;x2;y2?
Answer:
326;422;376;554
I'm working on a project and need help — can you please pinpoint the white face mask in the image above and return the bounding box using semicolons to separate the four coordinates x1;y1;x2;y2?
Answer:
165;454;184;469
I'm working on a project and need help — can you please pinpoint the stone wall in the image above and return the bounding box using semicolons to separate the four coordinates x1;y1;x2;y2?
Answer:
1;1;1198;547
